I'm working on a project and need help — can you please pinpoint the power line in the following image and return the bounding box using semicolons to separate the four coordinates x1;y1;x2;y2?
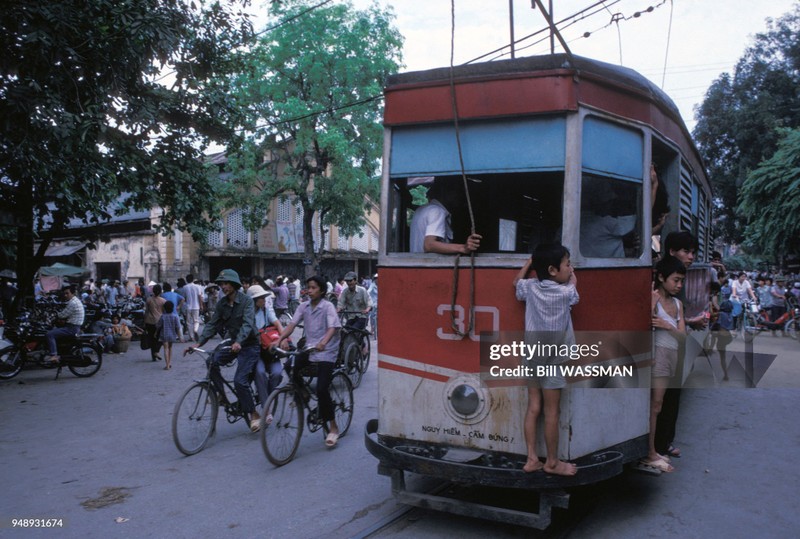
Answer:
465;0;623;64
660;0;674;88
237;93;385;134
147;0;336;85
253;0;335;37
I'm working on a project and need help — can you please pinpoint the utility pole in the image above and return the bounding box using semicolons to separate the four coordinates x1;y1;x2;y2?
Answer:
509;0;515;59
549;0;554;54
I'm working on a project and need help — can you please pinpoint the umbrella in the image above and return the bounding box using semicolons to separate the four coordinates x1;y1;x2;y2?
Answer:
39;262;88;277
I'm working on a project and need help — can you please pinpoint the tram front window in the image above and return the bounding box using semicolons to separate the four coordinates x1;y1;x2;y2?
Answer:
579;174;642;258
389;172;564;254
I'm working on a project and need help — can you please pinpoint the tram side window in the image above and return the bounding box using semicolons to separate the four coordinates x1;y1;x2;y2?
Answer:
579;116;644;259
389;172;564;254
579;174;642;258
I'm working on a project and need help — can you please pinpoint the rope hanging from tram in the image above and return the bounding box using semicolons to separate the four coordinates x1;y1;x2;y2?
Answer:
448;0;476;339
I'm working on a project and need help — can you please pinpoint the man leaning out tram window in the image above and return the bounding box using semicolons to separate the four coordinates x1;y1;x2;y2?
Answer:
409;177;482;255
185;269;263;433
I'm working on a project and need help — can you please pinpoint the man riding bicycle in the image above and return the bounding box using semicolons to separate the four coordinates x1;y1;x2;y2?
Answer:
337;271;372;355
185;269;263;432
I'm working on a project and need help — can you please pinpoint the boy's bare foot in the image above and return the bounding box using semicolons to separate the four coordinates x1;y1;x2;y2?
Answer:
523;458;543;473
543;460;577;476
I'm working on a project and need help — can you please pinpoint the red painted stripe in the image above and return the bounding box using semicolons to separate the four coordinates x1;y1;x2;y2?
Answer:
378;360;450;383
385;74;577;125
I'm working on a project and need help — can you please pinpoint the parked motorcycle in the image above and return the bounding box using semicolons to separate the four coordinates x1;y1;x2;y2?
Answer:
0;313;103;380
742;294;800;343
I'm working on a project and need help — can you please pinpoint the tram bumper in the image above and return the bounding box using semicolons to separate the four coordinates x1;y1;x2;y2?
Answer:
364;418;626;490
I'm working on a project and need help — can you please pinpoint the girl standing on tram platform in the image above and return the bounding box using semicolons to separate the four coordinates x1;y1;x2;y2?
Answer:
644;256;687;473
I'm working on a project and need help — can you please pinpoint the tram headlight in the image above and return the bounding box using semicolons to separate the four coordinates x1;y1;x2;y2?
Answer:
449;383;480;416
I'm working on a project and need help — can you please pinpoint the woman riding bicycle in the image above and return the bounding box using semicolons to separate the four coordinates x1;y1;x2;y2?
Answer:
276;275;342;448
247;284;286;423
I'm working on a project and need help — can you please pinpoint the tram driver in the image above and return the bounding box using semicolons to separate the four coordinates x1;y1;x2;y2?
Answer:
409;177;482;255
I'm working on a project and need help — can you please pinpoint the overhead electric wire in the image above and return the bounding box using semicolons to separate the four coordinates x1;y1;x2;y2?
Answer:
148;0;335;86
661;0;674;88
465;0;623;64
253;0;335;37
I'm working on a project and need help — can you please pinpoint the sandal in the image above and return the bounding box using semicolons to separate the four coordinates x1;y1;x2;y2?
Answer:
637;457;674;473
667;445;681;458
250;419;261;433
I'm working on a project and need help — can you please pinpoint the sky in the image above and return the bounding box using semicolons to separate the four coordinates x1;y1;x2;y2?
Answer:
255;0;799;133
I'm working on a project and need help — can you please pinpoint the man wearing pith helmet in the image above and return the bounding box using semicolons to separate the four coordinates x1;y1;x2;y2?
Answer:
186;269;263;432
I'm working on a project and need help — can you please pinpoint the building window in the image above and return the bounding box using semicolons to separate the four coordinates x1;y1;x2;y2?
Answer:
226;209;250;247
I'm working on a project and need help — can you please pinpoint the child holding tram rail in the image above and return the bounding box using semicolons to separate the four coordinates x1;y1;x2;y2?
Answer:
513;243;579;476
644;256;687;473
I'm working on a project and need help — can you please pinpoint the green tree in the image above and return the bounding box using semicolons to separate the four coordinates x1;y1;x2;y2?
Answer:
692;4;800;245
738;128;800;259
221;0;403;276
0;0;252;299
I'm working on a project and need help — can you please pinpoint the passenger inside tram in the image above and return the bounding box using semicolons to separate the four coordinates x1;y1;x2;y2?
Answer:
408;177;482;255
579;174;638;258
393;172;564;254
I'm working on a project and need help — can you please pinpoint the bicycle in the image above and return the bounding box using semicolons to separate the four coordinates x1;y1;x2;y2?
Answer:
336;311;371;388
171;339;261;456
737;299;773;343
259;346;354;466
275;307;293;329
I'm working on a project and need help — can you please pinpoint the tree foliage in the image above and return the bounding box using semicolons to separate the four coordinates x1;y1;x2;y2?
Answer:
738;128;800;258
0;0;252;281
692;5;800;245
221;0;403;275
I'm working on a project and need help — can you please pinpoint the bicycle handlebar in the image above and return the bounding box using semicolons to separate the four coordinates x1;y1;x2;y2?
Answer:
271;345;317;358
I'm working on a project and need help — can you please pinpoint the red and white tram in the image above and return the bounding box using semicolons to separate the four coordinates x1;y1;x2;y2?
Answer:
365;53;712;527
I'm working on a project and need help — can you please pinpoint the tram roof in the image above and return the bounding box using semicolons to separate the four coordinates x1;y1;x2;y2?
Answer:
388;54;677;119
384;54;706;185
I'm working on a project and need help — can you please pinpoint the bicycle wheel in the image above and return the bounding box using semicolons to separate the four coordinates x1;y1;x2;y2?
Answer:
172;382;218;456
261;387;303;466
360;334;371;375
0;346;23;380
342;340;363;388
785;318;798;341
67;346;103;377
743;312;758;343
326;371;353;437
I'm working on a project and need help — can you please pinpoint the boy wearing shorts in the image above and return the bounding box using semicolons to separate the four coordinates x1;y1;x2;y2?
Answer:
513;243;579;476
